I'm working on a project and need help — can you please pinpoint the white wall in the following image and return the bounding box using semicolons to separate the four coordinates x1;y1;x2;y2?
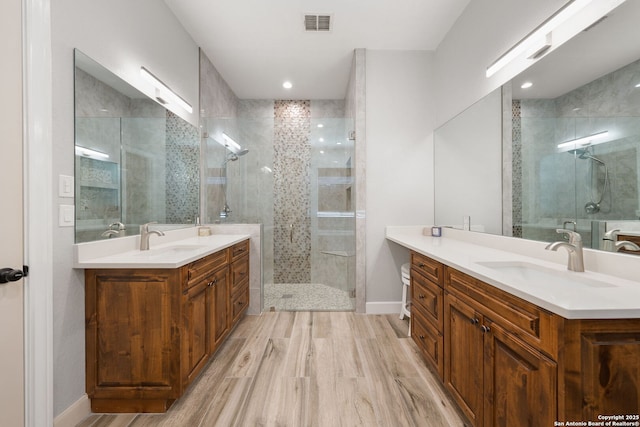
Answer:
434;0;566;127
365;50;435;306
50;0;198;418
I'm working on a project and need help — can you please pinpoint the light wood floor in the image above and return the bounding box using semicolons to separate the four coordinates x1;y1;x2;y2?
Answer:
78;312;468;427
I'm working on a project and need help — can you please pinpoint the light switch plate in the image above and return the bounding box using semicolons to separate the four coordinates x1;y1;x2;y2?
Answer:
59;204;75;227
59;174;74;198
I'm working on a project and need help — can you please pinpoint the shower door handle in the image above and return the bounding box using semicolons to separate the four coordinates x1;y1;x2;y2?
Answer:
290;224;294;243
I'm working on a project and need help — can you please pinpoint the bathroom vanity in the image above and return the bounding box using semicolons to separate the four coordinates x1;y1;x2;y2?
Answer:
388;227;640;427
80;236;250;413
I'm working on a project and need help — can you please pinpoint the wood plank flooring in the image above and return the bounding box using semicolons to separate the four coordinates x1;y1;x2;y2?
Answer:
78;312;468;427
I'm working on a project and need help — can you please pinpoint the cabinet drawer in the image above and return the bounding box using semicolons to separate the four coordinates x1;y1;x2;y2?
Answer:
445;267;559;358
230;257;250;295
230;240;249;263
185;250;228;289
231;285;249;323
412;310;444;379
411;270;444;332
411;252;443;287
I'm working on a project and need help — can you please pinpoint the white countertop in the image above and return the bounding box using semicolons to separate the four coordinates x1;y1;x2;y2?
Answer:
386;226;640;319
74;231;250;269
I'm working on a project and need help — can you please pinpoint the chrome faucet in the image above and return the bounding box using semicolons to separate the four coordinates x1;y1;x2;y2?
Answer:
545;229;585;272
108;222;126;235
602;228;640;252
101;229;120;239
139;222;165;251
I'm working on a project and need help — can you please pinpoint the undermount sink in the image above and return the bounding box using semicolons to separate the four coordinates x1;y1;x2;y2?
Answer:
474;261;616;290
133;245;208;258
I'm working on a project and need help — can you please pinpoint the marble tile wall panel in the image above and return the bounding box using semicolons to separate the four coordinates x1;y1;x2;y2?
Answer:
199;49;238;119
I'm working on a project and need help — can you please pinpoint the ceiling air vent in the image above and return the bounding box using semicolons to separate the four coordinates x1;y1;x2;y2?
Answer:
304;14;332;32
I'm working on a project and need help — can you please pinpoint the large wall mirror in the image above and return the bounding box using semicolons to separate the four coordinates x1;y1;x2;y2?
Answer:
434;0;640;254
74;50;200;243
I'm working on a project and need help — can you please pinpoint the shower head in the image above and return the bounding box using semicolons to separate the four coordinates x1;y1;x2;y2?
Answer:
568;147;605;164
222;149;249;166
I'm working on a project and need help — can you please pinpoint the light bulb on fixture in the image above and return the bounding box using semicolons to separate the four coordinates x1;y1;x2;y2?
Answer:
140;66;193;113
521;82;533;89
557;130;609;151
283;81;293;89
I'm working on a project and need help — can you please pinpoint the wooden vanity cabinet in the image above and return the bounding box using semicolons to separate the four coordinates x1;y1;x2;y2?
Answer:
444;266;558;427
229;240;250;325
85;240;249;413
410;252;445;378
409;250;640;426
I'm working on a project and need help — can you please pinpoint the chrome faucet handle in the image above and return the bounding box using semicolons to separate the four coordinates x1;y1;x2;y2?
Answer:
603;228;620;240
555;228;582;245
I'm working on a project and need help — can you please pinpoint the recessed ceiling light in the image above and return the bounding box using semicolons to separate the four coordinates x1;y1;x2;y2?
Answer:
283;81;293;89
336;142;342;145
521;81;533;89
319;138;324;142
319;150;325;154
317;124;324;128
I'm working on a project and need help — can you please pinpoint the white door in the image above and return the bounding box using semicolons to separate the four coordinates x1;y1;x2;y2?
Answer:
0;0;26;425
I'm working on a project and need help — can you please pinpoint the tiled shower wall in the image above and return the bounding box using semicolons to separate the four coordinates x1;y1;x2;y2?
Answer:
273;100;312;283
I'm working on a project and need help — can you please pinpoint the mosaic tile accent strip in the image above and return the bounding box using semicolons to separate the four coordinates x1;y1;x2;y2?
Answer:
273;100;312;283
166;111;200;223
512;100;523;238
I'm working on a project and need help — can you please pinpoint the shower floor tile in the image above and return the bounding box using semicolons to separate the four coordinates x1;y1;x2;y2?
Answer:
264;282;354;311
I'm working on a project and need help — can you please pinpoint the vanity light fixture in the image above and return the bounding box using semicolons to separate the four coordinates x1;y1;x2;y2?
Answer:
486;0;594;78
75;146;109;160
521;82;534;89
557;130;609;151
283;81;293;89
140;66;193;114
222;133;242;153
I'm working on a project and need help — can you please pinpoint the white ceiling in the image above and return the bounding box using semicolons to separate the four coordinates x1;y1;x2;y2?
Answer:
164;0;470;100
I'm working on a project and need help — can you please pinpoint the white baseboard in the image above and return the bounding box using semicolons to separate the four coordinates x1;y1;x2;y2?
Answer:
365;301;402;314
54;394;91;427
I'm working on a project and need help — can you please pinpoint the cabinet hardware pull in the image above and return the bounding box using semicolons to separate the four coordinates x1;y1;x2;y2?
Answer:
418;294;425;299
481;325;491;334
418;263;425;268
470;318;479;325
419;335;425;340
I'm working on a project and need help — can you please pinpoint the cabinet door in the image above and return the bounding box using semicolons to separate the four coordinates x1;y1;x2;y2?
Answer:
183;280;209;385
445;293;484;426
580;332;640;420
483;319;557;427
210;267;230;351
87;271;178;395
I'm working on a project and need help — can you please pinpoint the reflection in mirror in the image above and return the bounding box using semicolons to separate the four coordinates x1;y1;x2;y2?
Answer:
434;88;503;234
74;50;199;243
509;0;640;252
433;0;640;255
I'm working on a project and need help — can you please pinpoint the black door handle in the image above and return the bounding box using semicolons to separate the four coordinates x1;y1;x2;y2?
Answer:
0;268;25;284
